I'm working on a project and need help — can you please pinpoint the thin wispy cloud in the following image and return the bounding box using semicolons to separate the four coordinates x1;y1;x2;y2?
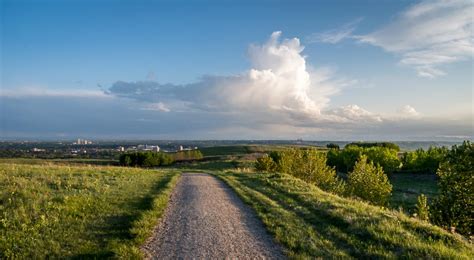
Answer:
306;18;363;44
357;0;473;78
313;0;473;78
0;87;109;98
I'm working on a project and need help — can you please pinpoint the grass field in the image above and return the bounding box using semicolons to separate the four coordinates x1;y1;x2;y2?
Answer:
199;144;310;157
389;173;438;212
0;163;180;259
215;172;473;259
0;158;118;166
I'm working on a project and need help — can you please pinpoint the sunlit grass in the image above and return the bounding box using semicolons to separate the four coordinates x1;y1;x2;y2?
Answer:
0;163;179;258
215;172;473;259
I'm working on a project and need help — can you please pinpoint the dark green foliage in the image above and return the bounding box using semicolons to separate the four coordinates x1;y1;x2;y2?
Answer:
326;143;340;150
119;150;203;167
430;141;473;237
119;152;174;167
346;142;400;151
327;146;401;173
389;173;438;213
347;155;392;206
254;155;276;171
416;194;429;221
264;148;345;193
401;147;448;174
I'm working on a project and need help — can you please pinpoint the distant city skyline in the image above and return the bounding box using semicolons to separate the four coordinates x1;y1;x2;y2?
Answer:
1;0;473;140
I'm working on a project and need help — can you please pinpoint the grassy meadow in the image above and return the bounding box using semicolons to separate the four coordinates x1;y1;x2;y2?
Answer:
215;172;473;259
389;173;438;212
0;163;180;259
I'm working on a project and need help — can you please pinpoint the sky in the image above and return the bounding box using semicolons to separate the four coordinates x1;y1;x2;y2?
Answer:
1;0;473;140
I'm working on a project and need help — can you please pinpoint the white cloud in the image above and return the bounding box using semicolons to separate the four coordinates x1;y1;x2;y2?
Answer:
108;32;454;132
108;32;348;121
355;0;473;78
325;104;383;123
397;105;421;118
306;18;363;44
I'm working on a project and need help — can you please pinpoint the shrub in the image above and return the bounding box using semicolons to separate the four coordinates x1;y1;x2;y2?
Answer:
430;141;473;237
347;155;392;206
254;155;276;172
268;148;345;193
416;194;429;221
326;143;340;150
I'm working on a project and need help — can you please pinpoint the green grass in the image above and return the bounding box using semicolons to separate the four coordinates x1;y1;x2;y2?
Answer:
174;159;256;171
200;145;253;156
199;144;301;157
0;158;118;166
0;163;180;259
389;173;438;212
215;172;473;259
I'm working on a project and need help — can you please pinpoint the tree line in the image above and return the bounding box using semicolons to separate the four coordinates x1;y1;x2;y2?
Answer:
326;143;447;174
119;150;203;167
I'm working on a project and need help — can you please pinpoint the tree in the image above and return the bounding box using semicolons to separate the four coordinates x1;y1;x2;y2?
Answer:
326;143;340;150
347;155;392;206
326;146;401;173
401;146;448;173
430;141;473;237
365;147;401;173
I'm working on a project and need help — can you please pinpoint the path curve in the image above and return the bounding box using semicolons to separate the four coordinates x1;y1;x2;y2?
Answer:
142;173;285;259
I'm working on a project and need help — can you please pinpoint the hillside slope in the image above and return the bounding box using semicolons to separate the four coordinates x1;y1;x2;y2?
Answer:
216;172;473;259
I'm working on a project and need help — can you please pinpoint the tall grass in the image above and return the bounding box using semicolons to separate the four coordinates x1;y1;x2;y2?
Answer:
0;163;179;258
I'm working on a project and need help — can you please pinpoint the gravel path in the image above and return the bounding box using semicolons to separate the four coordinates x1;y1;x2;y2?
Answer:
142;173;285;259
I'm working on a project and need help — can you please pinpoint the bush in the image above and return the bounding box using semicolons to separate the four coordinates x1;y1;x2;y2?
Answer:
266;148;345;193
347;155;392;206
326;143;340;150
430;141;473;237
254;155;276;172
416;194;429;221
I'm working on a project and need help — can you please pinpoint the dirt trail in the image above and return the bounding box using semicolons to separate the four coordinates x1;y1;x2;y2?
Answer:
142;173;285;259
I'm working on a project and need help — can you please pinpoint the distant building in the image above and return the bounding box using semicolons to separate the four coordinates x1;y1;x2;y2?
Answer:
152;146;160;152
117;146;125;152
179;145;184;151
32;148;45;152
74;138;93;145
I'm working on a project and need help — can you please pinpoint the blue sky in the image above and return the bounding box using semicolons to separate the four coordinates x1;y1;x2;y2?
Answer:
1;0;473;140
